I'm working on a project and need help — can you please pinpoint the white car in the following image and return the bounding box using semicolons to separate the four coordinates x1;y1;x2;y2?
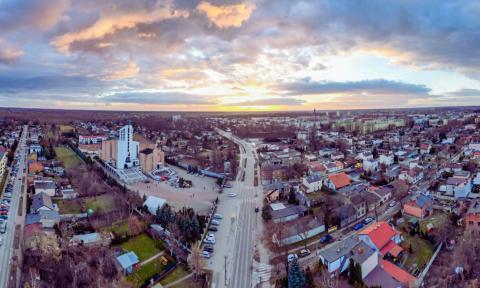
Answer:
388;201;397;208
202;251;210;258
213;213;223;219
228;193;237;197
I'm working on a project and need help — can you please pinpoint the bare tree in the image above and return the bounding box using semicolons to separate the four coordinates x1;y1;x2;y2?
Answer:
128;215;142;236
188;242;205;281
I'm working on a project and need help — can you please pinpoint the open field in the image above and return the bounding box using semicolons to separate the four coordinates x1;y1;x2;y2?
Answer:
54;199;83;214
54;146;82;168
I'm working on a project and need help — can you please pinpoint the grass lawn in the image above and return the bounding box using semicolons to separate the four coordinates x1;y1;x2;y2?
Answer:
101;219;130;235
126;258;168;286
85;194;115;213
54;199;83;214
159;265;190;286
401;233;434;270
54;146;82;169
119;233;162;262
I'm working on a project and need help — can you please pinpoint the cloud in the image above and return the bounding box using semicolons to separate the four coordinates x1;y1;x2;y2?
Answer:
101;91;217;105
197;1;255;28
0;0;68;32
0;47;23;65
102;60;139;81
51;1;189;53
230;97;305;106
277;79;431;96
446;89;480;97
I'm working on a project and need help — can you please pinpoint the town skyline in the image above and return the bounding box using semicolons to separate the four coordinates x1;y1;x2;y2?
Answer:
1;0;480;111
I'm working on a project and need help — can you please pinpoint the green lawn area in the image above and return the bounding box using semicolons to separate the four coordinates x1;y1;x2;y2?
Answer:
54;146;82;169
85;194;115;213
54;199;83;214
401;233;434;271
159;265;190;286
101;219;130;235
126;258;168;286
119;233;163;262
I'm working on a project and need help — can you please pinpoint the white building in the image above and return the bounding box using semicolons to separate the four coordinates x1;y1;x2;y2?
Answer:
116;125;139;169
379;153;394;166
363;159;379;173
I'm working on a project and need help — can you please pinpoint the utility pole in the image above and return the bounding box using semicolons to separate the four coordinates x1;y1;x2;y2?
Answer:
224;255;227;286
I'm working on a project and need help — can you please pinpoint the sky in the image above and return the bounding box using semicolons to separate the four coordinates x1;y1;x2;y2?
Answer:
1;0;480;111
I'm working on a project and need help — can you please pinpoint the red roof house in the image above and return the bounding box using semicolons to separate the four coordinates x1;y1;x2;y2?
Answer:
358;221;403;257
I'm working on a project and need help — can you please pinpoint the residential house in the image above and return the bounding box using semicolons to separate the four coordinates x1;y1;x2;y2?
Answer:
358;221;403;258
403;194;433;219
444;163;463;173
319;236;378;280
33;179;56;196
465;200;480;235
275;217;325;246
331;152;344;161
371;186;393;205
363;159;379;173
324;172;351;191
380;259;417;287
335;204;357;227
350;194;367;218
302;175;323;193
379;153;394;166
269;203;308;223
398;167;424;185
116;252;140;275
31;192;55;213
444;177;472;199
26;210;60;229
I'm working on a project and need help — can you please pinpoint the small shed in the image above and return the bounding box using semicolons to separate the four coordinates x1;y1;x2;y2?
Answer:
116;251;140;275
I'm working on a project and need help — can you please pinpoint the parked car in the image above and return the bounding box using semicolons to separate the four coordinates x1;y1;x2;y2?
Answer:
255;207;259;213
213;213;223;219
298;249;311;258
208;226;218;232
228;193;237;197
320;234;333;244
353;223;364;230
388;201;397;208
287;254;298;263
202;251;210;259
203;245;214;253
363;217;374;225
204;238;216;244
211;220;220;226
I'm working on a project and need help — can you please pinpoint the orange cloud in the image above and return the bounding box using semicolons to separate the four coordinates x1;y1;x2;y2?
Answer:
197;1;255;29
52;6;188;53
102;60;139;81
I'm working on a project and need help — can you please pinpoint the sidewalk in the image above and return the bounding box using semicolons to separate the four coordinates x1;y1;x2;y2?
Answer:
140;251;166;266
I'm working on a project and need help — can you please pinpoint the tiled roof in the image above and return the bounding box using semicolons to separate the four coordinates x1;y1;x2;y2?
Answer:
381;259;417;285
358;221;397;250
328;172;351;189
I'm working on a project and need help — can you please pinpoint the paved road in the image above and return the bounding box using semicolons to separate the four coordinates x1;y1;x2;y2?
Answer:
0;125;27;288
208;130;264;288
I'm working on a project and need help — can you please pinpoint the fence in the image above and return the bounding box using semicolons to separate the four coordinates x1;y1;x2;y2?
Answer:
415;243;443;287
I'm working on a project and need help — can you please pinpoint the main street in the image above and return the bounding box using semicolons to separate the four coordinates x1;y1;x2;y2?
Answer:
0;125;28;288
209;129;265;288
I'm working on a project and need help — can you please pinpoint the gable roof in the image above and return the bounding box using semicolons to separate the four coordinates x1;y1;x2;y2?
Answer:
328;172;351;189
358;221;397;250
381;259;417;285
116;252;139;269
415;194;431;208
31;192;54;212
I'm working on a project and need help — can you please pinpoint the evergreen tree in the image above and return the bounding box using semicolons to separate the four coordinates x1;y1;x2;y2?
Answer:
288;258;305;288
304;266;315;288
354;262;363;285
348;259;356;284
